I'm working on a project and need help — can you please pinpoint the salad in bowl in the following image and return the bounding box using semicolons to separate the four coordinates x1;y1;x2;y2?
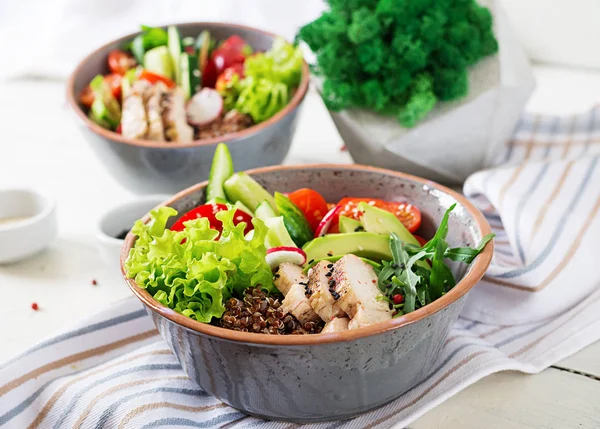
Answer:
79;24;304;143
123;144;493;334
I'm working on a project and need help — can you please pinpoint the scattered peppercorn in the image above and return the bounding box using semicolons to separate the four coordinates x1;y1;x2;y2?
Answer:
31;302;39;311
354;226;365;232
326;263;333;269
327;252;333;257
91;279;98;286
308;259;315;265
325;272;332;277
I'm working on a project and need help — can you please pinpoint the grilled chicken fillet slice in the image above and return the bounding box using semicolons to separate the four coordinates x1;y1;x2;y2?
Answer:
322;317;350;333
282;284;320;324
332;255;392;329
274;263;306;296
143;83;166;141
161;88;194;143
307;261;346;321
121;81;149;139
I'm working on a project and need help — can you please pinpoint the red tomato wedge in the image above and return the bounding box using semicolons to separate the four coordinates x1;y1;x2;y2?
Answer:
139;70;176;89
171;203;253;238
287;188;329;233
108;49;136;75
336;198;422;233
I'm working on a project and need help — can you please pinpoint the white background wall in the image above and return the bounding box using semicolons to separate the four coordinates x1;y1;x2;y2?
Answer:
0;0;598;79
501;0;600;70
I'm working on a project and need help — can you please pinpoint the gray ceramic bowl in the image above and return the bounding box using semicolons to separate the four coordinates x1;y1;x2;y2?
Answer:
121;164;493;422
67;22;309;195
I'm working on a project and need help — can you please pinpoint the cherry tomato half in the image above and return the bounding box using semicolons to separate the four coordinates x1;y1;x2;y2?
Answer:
170;203;253;238
79;73;122;108
108;50;136;75
287;188;329;233
414;235;428;246
204;35;250;88
139;70;176;89
215;63;245;93
104;73;122;100
79;85;95;109
336;198;422;233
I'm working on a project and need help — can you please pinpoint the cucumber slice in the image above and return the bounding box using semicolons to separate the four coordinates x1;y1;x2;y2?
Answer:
131;35;145;64
89;75;121;129
179;53;191;99
274;192;313;248
255;200;277;220
180;53;200;99
182;36;195;50
168;26;182;85
223;172;277;213
264;217;296;248
144;46;173;80
195;30;212;73
234;200;254;216
206;143;234;202
256;200;295;248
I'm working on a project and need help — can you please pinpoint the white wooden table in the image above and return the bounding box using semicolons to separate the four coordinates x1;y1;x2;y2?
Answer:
1;65;599;427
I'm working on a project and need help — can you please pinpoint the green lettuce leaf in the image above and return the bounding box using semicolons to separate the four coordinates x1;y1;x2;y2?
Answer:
244;37;304;88
125;206;274;323
234;76;289;123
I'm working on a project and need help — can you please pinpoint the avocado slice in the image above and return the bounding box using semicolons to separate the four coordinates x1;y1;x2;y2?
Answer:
339;215;363;233
358;202;419;246
302;232;392;263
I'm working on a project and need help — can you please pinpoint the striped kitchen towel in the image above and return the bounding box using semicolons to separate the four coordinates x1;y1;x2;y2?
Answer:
1;109;600;428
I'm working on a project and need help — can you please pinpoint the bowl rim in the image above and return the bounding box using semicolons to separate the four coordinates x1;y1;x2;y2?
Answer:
121;164;494;345
0;188;55;233
66;21;311;150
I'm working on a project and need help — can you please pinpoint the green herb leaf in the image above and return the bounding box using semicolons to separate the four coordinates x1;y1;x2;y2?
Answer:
429;237;450;300
444;233;495;263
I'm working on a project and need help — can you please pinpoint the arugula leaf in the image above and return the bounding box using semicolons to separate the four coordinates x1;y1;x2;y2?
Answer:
429;238;449;300
445;234;495;263
377;204;493;315
389;234;420;312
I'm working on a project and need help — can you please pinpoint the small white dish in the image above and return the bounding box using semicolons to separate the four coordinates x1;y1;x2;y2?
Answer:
96;195;170;273
0;189;57;264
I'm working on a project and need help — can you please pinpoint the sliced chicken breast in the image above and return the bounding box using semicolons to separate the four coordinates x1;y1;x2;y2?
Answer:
143;83;166;141
121;81;149;139
162;88;194;143
332;255;392;329
282;283;320;324
321;317;350;333
307;261;346;322
274;262;307;296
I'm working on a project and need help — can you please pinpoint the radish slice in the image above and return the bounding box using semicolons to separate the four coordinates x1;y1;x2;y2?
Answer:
314;205;341;238
266;246;307;269
187;88;223;126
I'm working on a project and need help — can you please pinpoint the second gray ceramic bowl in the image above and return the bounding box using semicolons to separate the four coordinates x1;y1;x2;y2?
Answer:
67;22;309;194
121;164;493;422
